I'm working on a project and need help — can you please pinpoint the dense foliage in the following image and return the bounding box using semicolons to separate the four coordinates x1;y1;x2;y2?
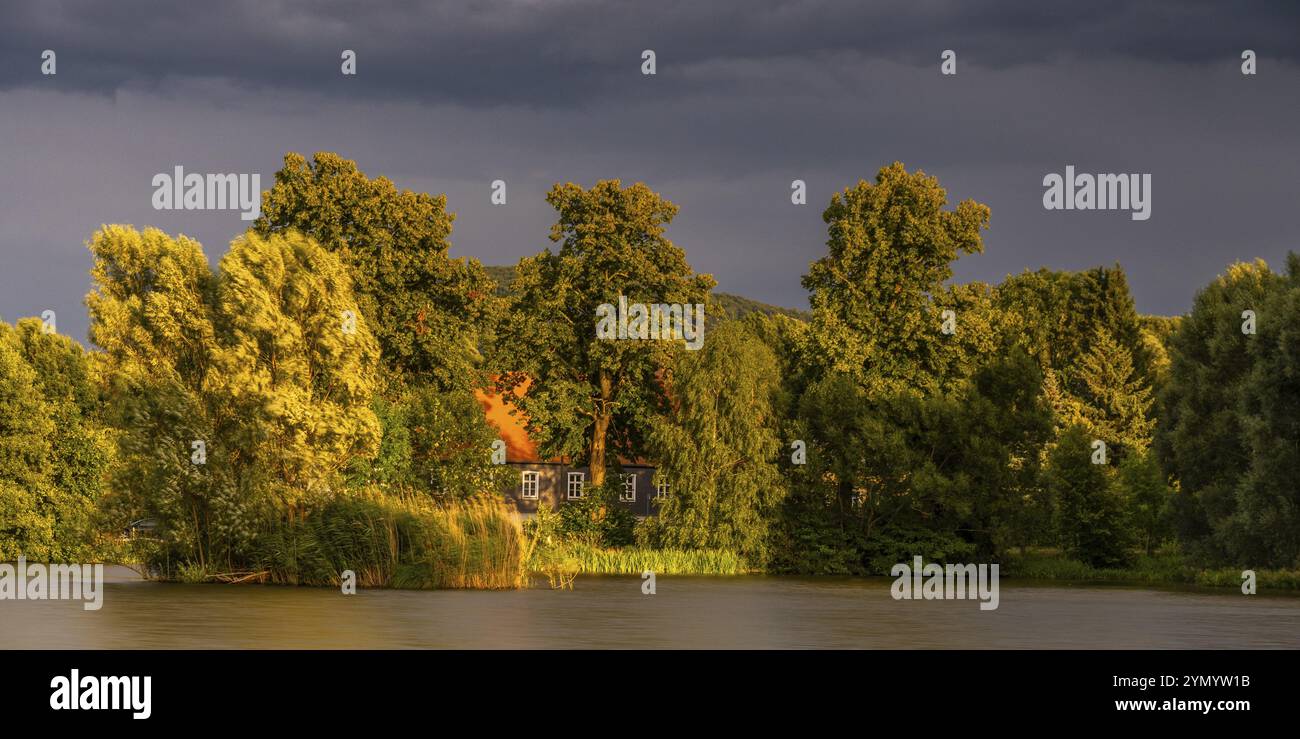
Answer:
0;319;109;560
2;155;1295;584
254;152;499;391
640;319;785;565
495;180;714;487
1158;257;1300;567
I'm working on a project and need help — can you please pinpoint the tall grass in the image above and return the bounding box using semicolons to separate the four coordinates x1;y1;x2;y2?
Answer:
254;493;529;589
529;542;747;577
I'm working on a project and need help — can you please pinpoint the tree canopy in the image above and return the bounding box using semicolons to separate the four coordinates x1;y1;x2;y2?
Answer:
802;162;990;396
497;180;714;486
254;151;498;390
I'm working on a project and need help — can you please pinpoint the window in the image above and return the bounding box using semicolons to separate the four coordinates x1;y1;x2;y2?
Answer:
655;478;670;499
520;471;539;500
567;471;586;499
620;473;636;502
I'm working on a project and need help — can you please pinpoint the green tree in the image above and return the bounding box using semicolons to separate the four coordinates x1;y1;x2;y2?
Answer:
929;281;1010;386
1045;426;1133;568
0;333;57;559
346;397;413;494
347;385;510;498
215;230;382;515
497;180;714;487
995;265;1155;411
775;347;1051;571
802;162;990;395
88;226;382;569
1076;327;1155;459
1139;314;1179;394
254;153;511;507
86;225;219;390
644;320;784;565
1;319;111;560
1232;255;1300;566
1157;259;1282;564
87;225;225;565
791;372;915;539
935;348;1055;556
1117;450;1170;556
254;151;498;389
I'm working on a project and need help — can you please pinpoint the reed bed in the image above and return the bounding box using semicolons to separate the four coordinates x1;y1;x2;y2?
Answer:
529;542;748;577
254;493;529;589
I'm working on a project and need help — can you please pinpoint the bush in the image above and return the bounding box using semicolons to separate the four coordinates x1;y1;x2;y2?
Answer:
556;483;636;548
861;525;979;575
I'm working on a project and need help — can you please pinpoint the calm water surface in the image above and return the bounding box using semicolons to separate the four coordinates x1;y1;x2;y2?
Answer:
3;566;1297;648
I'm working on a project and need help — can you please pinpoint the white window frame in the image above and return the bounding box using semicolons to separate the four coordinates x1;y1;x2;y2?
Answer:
520;471;539;500
567;471;586;499
620;473;636;502
655;478;670;499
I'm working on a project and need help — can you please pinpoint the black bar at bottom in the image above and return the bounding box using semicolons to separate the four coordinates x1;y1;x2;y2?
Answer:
1;649;1287;727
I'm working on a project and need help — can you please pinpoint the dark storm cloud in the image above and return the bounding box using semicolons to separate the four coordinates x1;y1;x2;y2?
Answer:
1;0;1298;105
1;1;1298;345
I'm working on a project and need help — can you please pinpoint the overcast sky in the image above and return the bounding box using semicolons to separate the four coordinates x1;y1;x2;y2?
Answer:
2;0;1298;343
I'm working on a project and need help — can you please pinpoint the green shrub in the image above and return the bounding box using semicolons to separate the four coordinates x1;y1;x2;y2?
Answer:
557;483;636;548
861;525;979;575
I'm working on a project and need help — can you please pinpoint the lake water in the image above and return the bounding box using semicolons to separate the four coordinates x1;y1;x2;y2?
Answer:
3;566;1298;648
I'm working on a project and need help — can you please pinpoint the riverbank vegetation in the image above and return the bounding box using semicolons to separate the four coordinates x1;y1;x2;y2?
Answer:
2;152;1298;590
162;495;528;589
1003;548;1300;590
523;499;747;581
529;543;748;579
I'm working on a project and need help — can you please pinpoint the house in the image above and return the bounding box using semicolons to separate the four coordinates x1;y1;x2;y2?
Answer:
476;387;668;517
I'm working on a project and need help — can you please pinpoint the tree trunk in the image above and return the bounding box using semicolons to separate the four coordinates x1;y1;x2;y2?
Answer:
589;372;612;487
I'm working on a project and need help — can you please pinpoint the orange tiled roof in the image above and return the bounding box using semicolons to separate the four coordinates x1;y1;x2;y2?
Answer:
475;382;549;464
475;379;651;467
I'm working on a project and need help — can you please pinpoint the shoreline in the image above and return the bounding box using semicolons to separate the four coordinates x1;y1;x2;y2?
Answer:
42;559;1299;594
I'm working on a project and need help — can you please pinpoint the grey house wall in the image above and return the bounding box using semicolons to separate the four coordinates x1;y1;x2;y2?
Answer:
502;462;663;517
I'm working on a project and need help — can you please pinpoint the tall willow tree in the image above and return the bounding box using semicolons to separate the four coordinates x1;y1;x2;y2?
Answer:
646;319;783;565
88;226;226;564
216;231;382;515
802;162;990;396
498;181;714;486
88;226;380;568
87;226;218;389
